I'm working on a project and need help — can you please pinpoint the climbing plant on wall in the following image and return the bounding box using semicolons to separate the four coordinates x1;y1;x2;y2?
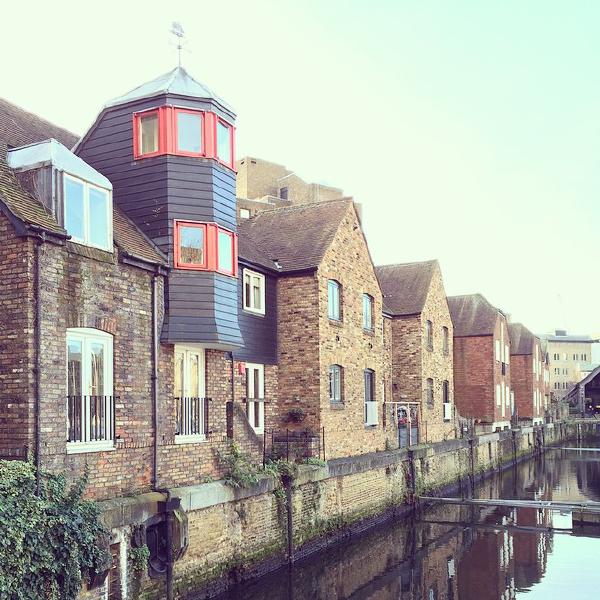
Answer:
0;460;112;600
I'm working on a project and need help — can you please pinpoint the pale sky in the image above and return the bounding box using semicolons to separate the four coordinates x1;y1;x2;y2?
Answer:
2;0;599;339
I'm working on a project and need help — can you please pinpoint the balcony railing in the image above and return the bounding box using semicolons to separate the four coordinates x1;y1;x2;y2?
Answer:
67;395;115;445
175;397;210;438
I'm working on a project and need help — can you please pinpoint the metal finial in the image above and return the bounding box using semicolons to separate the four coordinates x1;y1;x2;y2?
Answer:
170;22;186;67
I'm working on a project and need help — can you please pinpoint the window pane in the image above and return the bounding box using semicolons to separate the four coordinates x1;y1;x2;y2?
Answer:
328;281;340;320
68;339;83;397
90;342;105;396
218;230;233;273
89;187;110;249
177;112;203;153
140;113;158;154
65;177;85;240
179;226;204;265
252;277;261;309
217;121;232;163
174;352;184;398
244;273;251;308
189;353;200;397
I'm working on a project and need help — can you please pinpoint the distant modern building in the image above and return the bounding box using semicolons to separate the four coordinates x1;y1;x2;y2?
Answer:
235;156;346;219
538;330;598;399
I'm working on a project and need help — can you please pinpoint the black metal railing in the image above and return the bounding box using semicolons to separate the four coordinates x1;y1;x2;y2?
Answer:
175;397;210;437
67;395;116;444
263;428;325;463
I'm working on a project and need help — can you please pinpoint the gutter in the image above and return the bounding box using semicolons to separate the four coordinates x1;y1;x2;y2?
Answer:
34;234;45;492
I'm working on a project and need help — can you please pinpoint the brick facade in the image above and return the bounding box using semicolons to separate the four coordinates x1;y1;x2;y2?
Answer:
388;264;456;443
511;338;545;423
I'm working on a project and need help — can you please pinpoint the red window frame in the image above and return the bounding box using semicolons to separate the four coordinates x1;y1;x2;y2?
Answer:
214;117;235;169
174;221;208;270
174;220;237;277
173;108;206;157
132;107;236;170
133;108;168;159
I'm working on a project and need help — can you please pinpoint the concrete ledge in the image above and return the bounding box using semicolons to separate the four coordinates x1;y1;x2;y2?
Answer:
172;476;277;512
99;492;164;529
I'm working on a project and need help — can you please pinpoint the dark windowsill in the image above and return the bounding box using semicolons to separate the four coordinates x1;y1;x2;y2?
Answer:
330;402;345;410
328;318;343;327
66;241;115;264
364;424;378;429
363;328;375;336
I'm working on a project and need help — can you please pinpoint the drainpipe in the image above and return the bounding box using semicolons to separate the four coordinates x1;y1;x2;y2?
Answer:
157;488;175;600
151;272;159;491
34;236;44;492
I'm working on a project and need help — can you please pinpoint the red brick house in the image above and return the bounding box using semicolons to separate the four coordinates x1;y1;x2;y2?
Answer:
238;199;394;458
376;260;456;444
509;323;546;425
448;294;513;432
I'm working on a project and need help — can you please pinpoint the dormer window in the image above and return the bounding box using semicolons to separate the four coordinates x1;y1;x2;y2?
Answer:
174;220;237;276
175;109;204;155
64;174;112;251
216;119;234;168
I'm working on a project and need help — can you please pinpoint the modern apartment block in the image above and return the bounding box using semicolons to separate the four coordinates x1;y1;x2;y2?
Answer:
235;156;344;219
376;260;456;443
539;330;598;398
448;294;512;432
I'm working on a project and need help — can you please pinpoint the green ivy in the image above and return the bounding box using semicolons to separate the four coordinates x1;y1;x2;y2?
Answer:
128;544;150;572
0;460;111;599
217;443;260;489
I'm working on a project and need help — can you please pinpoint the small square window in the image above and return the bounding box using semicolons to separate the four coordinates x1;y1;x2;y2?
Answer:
139;112;159;155
176;110;203;154
175;222;206;268
239;208;251;219
243;269;265;315
216;119;233;166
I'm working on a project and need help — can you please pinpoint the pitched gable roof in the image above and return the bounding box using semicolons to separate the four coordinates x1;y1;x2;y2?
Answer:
237;199;353;273
447;293;501;337
508;322;535;355
375;260;437;316
0;97;78;149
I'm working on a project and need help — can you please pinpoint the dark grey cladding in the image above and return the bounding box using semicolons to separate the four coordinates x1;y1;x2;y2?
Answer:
76;88;242;349
233;263;277;365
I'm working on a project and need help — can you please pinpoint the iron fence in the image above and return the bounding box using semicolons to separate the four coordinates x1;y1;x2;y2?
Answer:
67;395;116;443
175;396;210;437
262;428;325;465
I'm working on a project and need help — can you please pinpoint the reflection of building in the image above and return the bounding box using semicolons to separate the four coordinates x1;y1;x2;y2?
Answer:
538;330;598;399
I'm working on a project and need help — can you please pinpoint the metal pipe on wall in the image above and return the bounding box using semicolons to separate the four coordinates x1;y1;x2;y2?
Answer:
34;237;43;492
151;272;159;491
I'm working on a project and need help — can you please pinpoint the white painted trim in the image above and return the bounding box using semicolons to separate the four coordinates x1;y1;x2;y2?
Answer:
242;268;266;315
66;441;115;454
175;434;207;444
245;363;265;434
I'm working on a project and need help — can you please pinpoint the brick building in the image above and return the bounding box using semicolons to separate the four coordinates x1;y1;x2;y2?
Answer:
508;323;545;425
376;260;456;444
238;199;394;458
235;156;344;219
448;294;513;432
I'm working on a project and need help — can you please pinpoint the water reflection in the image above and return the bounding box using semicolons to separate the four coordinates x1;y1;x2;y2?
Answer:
215;446;600;600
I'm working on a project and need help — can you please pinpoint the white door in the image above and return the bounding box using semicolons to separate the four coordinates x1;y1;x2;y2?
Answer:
246;363;264;434
175;346;206;438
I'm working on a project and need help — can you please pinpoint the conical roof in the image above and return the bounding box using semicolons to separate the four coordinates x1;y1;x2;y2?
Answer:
104;67;234;113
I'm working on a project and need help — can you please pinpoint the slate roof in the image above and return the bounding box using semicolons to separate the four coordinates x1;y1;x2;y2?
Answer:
0;101;166;267
237;199;353;273
0;97;78;149
538;332;598;343
105;67;234;114
447;293;501;337
375;260;437;316
508;322;536;355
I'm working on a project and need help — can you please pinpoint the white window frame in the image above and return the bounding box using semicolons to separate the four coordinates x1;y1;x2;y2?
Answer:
242;268;266;315
329;364;343;404
246;363;265;434
364;369;378;426
66;328;114;454
174;345;206;444
239;208;251;219
63;173;113;252
362;294;374;331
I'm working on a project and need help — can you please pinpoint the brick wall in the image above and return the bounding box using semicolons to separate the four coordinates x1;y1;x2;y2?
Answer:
0;212;35;454
317;205;390;458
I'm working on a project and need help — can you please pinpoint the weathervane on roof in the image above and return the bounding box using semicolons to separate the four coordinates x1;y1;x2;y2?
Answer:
170;22;187;68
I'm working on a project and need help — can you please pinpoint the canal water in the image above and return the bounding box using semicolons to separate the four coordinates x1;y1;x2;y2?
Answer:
217;442;600;599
